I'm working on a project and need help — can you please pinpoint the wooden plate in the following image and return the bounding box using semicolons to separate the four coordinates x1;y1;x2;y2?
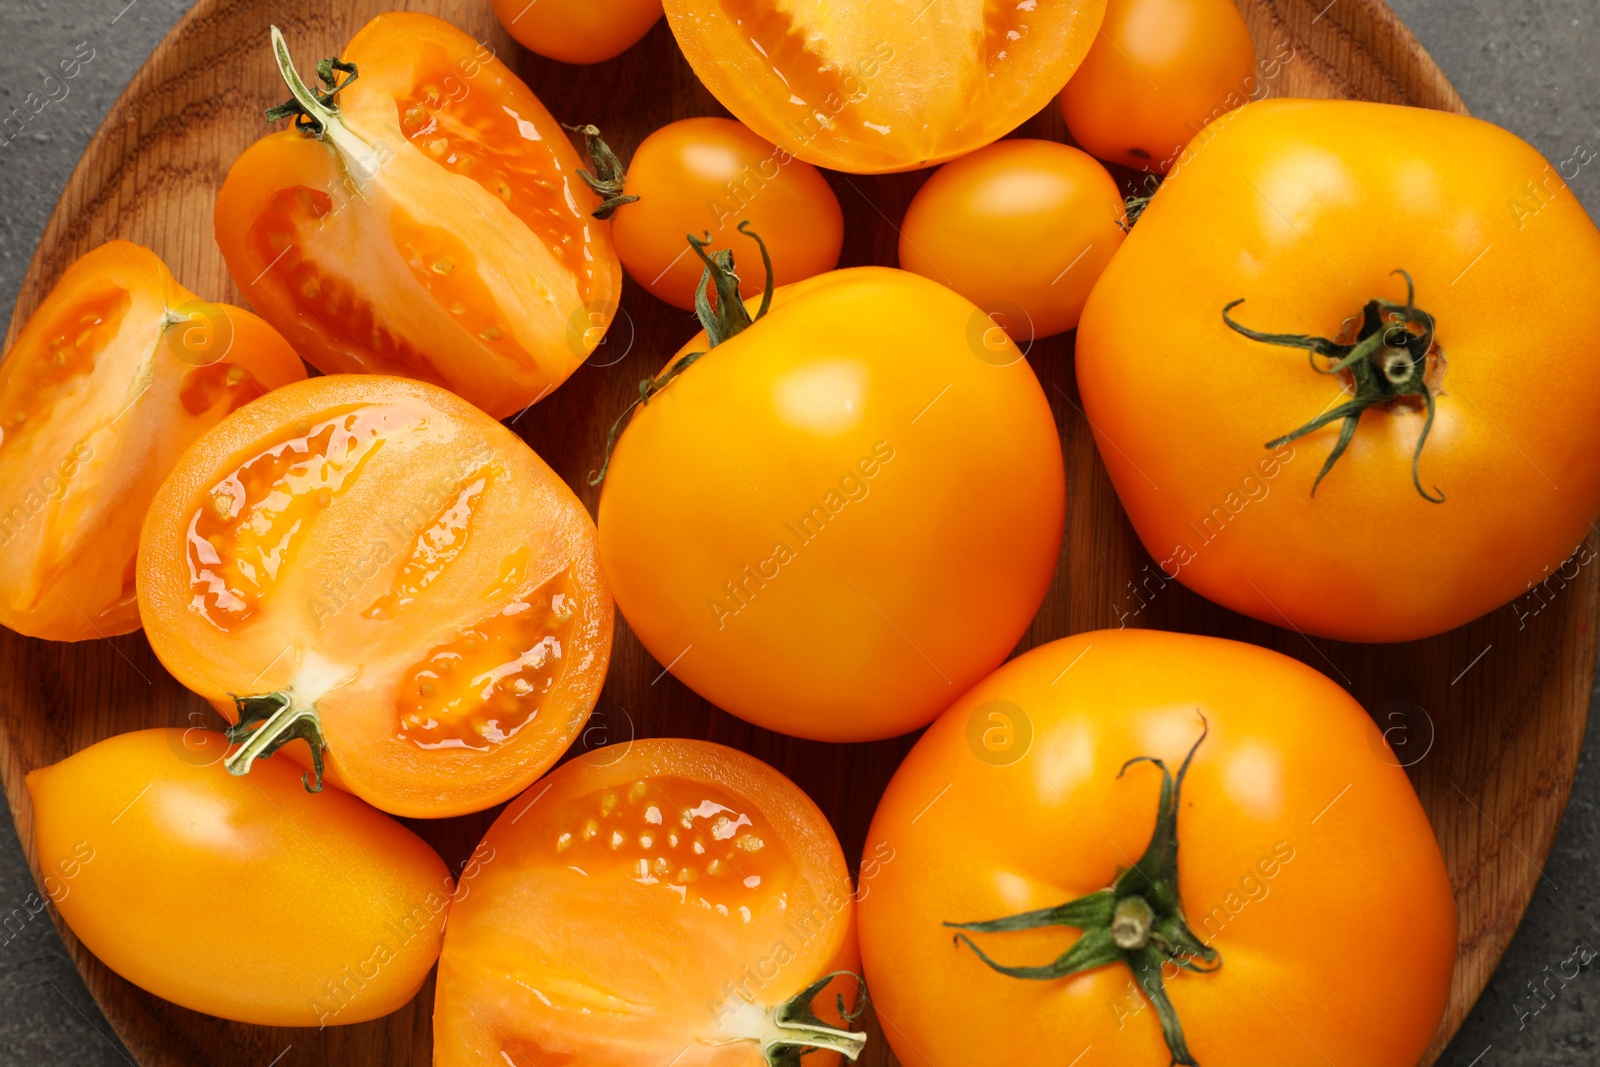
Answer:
2;1;1587;1064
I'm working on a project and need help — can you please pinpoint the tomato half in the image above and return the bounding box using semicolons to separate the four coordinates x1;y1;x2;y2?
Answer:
435;737;864;1066
662;0;1107;173
606;117;844;310
859;629;1455;1067
136;375;612;817
597;263;1064;742
27;728;450;1026
1059;0;1256;173
492;0;664;64
215;13;621;419
0;241;303;642
1076;100;1600;641
898;139;1126;341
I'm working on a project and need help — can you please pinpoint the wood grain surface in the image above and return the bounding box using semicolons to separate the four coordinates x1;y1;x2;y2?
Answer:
1;1;1588;1065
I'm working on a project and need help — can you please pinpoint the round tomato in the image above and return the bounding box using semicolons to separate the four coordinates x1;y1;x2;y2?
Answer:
1076;100;1600;642
1059;0;1255;173
859;629;1455;1067
597;259;1064;742
27;728;450;1026
215;13;622;419
598;117;843;310
662;0;1107;173
492;0;664;64
898;139;1126;341
0;241;303;642
435;737;864;1066
136;375;612;817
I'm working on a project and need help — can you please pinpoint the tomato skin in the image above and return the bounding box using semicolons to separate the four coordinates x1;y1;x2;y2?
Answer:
1076;100;1600;642
0;241;304;642
898;139;1126;340
858;629;1455;1067
137;375;612;817
662;0;1107;173
214;12;622;419
1059;0;1255;173
613;117;844;310
26;728;450;1026
493;0;664;64
597;268;1065;742
435;737;860;1066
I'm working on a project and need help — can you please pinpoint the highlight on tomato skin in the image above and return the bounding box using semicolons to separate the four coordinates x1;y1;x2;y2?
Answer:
27;728;451;1027
492;0;665;65
0;240;305;642
136;374;613;818
435;737;865;1067
214;12;623;420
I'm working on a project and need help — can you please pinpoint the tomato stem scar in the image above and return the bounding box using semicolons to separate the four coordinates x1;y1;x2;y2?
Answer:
224;691;327;792
1223;269;1446;502
564;123;640;220
945;716;1217;1067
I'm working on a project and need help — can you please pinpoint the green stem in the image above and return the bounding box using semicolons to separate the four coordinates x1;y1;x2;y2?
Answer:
763;971;869;1067
564;123;639;220
264;26;383;189
224;691;328;792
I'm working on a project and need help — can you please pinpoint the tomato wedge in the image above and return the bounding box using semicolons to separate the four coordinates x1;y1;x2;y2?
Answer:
435;737;865;1066
136;375;612;817
0;241;303;641
215;13;621;419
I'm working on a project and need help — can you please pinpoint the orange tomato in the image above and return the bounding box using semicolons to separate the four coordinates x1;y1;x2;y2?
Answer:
214;13;621;419
28;728;450;1026
662;0;1107;173
597;262;1064;742
607;117;844;310
137;375;612;817
859;629;1455;1067
1059;0;1256;172
435;737;864;1066
0;241;303;642
1077;100;1600;641
492;0;664;64
898;139;1126;341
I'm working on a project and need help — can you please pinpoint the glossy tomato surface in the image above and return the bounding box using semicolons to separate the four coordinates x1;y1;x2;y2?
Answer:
436;738;862;1066
859;629;1455;1067
0;241;303;641
613;117;844;310
137;375;612;817
662;0;1107;173
598;267;1065;742
898;139;1126;340
1060;0;1256;172
215;12;621;419
1077;100;1600;641
27;728;450;1027
493;0;664;64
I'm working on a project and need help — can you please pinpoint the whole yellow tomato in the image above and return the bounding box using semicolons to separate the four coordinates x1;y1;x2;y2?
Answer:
859;629;1455;1067
1077;100;1600;641
598;259;1064;742
492;0;663;64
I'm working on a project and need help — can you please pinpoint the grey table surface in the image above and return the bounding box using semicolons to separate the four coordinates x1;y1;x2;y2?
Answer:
0;0;1597;1063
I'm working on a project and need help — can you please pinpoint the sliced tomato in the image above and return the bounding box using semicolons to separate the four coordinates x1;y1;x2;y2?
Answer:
0;241;303;641
136;375;612;817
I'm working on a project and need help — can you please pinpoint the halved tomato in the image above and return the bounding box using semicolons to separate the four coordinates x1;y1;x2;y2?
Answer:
136;375;612;817
0;241;303;641
435;737;865;1066
215;13;621;419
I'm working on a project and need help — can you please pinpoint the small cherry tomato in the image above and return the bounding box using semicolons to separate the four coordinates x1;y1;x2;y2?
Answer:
435;737;864;1066
492;0;664;64
1060;0;1255;172
27;728;450;1026
137;375;612;817
0;241;303;641
898;139;1126;341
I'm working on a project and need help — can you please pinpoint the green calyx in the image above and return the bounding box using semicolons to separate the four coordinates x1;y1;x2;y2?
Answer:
586;221;774;486
946;719;1218;1067
264;26;359;135
224;691;327;792
1223;269;1445;502
761;971;869;1067
564;123;640;220
1118;174;1162;233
